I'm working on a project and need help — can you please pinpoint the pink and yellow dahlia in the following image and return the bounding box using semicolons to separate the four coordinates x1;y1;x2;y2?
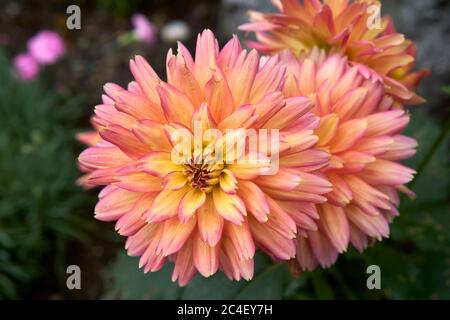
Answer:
239;0;429;106
78;30;332;285
280;51;417;270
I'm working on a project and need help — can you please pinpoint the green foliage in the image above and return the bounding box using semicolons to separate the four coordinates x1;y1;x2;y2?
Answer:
0;49;94;298
103;251;307;300
104;108;449;300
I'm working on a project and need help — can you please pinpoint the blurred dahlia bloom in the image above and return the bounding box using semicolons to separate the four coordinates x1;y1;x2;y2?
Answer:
13;53;39;81
280;51;417;271
27;30;65;65
131;14;157;46
78;30;332;285
239;0;429;106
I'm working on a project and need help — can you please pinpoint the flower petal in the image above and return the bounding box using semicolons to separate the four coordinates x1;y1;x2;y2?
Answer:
145;187;188;223
197;196;224;246
178;188;206;222
156;216;197;256
193;233;220;277
318;203;350;253
213;187;246;225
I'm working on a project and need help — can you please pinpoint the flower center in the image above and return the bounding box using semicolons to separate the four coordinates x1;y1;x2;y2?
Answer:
183;159;223;193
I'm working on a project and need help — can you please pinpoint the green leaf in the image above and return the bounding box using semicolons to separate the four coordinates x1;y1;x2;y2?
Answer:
231;263;287;300
311;269;335;300
103;251;181;300
361;243;450;299
105;251;301;300
393;110;450;252
403;111;450;203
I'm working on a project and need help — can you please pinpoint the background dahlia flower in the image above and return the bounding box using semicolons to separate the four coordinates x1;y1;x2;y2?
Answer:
239;0;429;106
280;50;417;271
78;30;332;285
27;30;65;65
13;53;39;81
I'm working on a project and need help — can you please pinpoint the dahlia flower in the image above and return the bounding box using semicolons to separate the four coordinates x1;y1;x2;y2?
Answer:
280;50;417;271
27;30;65;65
239;0;428;106
13;53;39;81
78;30;331;285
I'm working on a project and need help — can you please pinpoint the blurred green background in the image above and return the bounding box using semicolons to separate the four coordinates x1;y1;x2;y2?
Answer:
0;0;448;299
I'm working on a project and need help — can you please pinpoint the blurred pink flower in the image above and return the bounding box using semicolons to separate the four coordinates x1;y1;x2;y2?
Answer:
131;14;157;46
27;30;65;65
13;53;39;81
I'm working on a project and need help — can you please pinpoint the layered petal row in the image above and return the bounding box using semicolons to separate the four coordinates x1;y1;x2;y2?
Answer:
280;52;417;271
